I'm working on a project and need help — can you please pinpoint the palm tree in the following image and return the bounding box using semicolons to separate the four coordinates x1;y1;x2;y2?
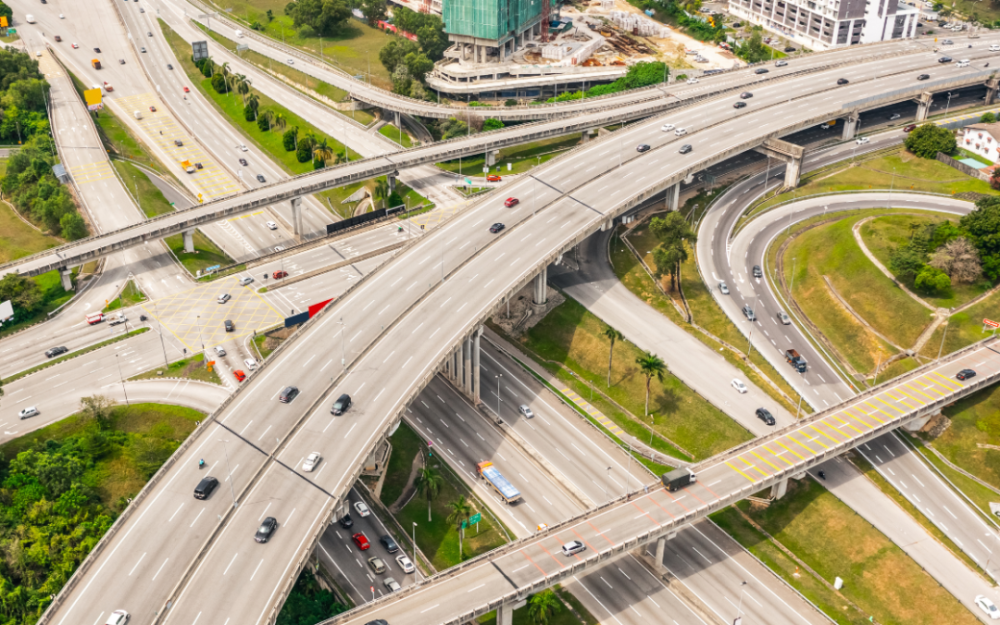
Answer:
527;590;559;625
273;111;287;130
415;466;442;522
245;93;260;120
235;74;251;102
446;496;473;559
604;326;623;388
636;352;666;416
373;178;390;208
312;137;333;163
219;61;231;95
333;150;349;165
258;109;274;131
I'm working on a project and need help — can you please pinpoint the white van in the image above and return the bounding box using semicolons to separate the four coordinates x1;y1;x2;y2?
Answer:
235;29;244;38
957;59;970;67
133;110;142;120
25;14;35;23
244;358;258;371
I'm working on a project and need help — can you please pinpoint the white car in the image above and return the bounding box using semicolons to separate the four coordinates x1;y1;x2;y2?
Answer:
686;77;698;84
660;123;675;132
239;144;248;152
265;221;278;230
19;407;39;420
59;13;64;18
674;127;688;136
383;577;401;592
777;311;791;325
731;379;748;394
991;44;1000;52
396;554;415;573
718;281;730;294
561;540;586;556
239;276;254;286
286;58;295;64
302;452;321;472
105;611;129;625
354;501;371;517
977;595;1000;620
855;136;870;145
214;346;227;357
274;246;285;253
217;293;231;304
518;404;534;419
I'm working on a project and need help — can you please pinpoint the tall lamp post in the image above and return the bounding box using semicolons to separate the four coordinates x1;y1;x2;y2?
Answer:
219;439;238;509
115;353;130;407
412;522;420;583
734;581;748;624
495;374;503;423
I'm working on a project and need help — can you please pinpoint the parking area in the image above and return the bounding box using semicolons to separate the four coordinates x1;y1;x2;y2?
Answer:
141;276;284;352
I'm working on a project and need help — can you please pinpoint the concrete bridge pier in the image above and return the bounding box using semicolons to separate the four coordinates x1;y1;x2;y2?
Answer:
444;326;484;405
654;536;666;570
387;173;397;194
771;471;806;499
533;266;548;305
753;138;804;189
486;150;497;167
496;599;527;625
665;181;680;211
290;197;303;237
903;411;936;433
987;77;1000;105
841;112;860;141
914;91;933;122
581;129;594;143
182;228;195;254
59;267;74;291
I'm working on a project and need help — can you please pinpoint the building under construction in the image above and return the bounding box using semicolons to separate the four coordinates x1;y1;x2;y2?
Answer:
442;0;546;63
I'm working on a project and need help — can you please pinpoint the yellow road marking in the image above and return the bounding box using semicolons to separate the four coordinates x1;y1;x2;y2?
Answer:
847;405;883;426
830;414;864;434
762;444;794;467
750;450;781;472
902;382;934;402
775;439;807;460
809;424;840;445
890;387;923;406
793;431;826;450
739;456;769;476
726;462;757;483
931;370;962;389
863;401;893;422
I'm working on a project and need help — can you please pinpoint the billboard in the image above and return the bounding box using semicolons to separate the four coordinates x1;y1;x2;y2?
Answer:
83;88;103;111
0;300;12;325
192;40;209;61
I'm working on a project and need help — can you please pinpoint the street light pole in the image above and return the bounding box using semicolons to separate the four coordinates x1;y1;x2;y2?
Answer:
412;522;420;582
219;439;238;508
605;466;612;502
115;354;130;407
495;374;502;423
734;581;748;622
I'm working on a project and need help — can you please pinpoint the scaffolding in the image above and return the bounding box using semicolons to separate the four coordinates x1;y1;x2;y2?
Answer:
443;0;542;42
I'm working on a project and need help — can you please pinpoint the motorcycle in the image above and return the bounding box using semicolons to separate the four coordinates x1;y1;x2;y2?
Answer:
198;458;205;469
817;470;827;480
139;315;147;322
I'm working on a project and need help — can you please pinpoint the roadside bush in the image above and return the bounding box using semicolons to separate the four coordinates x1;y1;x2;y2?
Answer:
2;134;85;239
284;0;351;36
283;127;299;151
211;73;226;93
904;124;956;158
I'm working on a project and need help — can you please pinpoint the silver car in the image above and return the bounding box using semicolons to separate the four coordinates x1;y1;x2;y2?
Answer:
518;404;534;419
383;577;401;592
239;276;254;286
777;311;791;325
719;281;730;295
561;540;586;556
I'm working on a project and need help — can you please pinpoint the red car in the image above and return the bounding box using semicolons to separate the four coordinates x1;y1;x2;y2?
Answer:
504;197;519;208
352;533;370;550
487;175;502;182
233;370;246;382
272;270;288;279
183;86;190;93
902;124;917;132
149;105;157;112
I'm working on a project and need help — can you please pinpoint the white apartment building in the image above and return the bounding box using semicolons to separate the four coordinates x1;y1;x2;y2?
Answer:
961;124;1000;164
728;0;919;51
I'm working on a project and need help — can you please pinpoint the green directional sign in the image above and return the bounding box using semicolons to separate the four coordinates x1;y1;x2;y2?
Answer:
464;177;472;186
469;512;481;525
461;520;468;529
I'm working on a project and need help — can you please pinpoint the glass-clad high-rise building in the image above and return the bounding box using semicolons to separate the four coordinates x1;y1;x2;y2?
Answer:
443;0;544;63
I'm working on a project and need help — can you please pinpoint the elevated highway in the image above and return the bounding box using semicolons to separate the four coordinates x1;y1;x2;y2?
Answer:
39;39;1000;625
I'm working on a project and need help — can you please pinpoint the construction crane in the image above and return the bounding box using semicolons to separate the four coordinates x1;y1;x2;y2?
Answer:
541;0;551;42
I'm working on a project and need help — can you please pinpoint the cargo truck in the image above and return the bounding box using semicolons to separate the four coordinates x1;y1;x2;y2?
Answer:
476;461;521;504
91;59;101;70
785;349;807;372
661;467;696;492
86;312;104;325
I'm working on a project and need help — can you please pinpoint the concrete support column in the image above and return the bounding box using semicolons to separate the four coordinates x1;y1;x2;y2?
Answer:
182;228;195;254
841;112;860;141
903;411;935;433
387;174;396;194
654;536;666;571
486;151;496;167
463;335;472;396
496;603;513;625
665;182;680;211
581;129;591;143
290;197;303;236
473;326;482;404
783;155;802;189
914;91;933;122
987;77;999;105
770;478;788;500
59;268;74;292
533;266;548;305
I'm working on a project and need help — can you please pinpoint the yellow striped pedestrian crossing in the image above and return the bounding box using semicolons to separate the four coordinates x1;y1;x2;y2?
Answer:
561;388;625;437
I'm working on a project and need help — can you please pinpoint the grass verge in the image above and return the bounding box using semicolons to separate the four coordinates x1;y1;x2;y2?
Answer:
0;269;78;338
0;196;61;263
3;328;148;384
379;419;423;508
437;134;582;176
378;123;413;148
164;229;234;276
111;160;177;217
103;279;147;312
129;351;223;385
517;297;751;459
714;478;980;625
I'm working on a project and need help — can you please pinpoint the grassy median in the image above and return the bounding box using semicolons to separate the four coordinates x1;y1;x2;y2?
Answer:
130;351;222;385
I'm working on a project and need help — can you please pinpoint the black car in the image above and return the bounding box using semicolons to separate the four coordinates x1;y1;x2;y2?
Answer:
279;386;300;403
45;346;69;358
783;46;795;52
956;368;977;381
380;535;399;553
489;223;505;234
332;393;352;415
194;476;219;499
167;64;174;70
255;517;278;543
119;59;126;65
636;143;651;153
174;139;183;147
740;91;753;99
364;621;388;625
733;101;747;109
679;144;693;154
239;158;248;166
939;56;953;63
754;68;769;74
148;31;153;37
224;319;234;332
94;47;101;53
837;78;849;85
742;305;756;321
338;514;354;529
752;265;762;278
256;174;266;183
917;74;930;81
755;408;776;426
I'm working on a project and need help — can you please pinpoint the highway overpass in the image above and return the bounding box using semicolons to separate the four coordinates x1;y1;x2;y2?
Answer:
38;38;1000;625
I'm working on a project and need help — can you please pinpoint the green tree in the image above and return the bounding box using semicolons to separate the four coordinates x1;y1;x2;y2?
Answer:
483;118;504;131
373;178;390;208
415;466;442;521
211;73;226;94
257;108;274;131
0;273;42;313
283;126;299;151
286;0;351;35
446;495;473;559
904;124;956;158
379;38;420;75
296;134;316;162
888;246;926;285
636;352;666;416
604;326;623;387
982;112;997;123
386;190;403;208
360;0;386;26
736;30;770;63
650;210;696;244
417;22;449;60
527;590;560;625
80;395;117;430
59;211;88;239
652;241;688;291
915;265;951;294
312;137;334;164
266;8;275;21
404;51;434;82
961;195;1000;280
